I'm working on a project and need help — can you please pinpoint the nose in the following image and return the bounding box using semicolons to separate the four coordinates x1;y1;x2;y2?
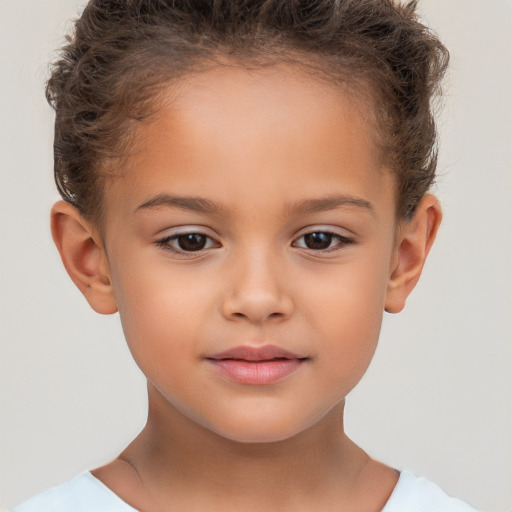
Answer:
220;248;294;324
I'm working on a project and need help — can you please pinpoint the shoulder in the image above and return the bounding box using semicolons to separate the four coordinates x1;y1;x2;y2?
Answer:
11;473;137;512
382;470;478;512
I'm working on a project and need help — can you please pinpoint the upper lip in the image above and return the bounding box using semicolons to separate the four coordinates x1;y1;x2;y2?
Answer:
207;345;306;361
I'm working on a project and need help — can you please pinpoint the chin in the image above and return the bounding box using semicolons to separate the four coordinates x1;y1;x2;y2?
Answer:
214;426;302;444
203;411;318;445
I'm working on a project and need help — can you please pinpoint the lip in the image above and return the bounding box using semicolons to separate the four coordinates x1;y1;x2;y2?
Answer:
208;345;305;361
206;345;308;386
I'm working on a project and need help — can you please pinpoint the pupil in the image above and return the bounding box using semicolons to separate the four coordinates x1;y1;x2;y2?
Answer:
304;232;332;249
179;234;206;251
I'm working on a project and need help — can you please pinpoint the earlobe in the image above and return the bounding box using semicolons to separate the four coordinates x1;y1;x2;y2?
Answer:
51;201;118;315
385;194;442;314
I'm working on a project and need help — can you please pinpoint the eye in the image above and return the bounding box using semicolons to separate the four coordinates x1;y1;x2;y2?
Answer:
156;232;219;253
293;231;354;251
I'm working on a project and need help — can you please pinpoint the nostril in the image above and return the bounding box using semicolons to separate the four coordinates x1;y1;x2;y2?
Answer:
221;291;294;324
229;310;286;322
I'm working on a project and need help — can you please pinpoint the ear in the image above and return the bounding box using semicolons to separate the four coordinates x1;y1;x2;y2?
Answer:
385;194;442;313
51;201;118;315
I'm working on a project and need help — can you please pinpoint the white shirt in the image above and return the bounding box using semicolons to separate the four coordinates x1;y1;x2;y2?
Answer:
11;470;478;512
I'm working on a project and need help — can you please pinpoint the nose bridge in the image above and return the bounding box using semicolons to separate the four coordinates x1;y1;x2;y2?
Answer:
221;240;293;324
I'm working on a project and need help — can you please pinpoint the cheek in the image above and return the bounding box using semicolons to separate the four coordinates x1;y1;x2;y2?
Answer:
302;254;391;386
319;290;383;370
313;303;383;404
110;257;208;374
305;251;390;331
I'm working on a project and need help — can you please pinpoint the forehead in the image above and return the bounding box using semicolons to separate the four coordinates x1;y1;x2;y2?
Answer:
104;63;392;223
156;63;380;159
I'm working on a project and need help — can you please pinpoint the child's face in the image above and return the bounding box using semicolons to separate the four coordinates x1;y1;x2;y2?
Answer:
100;64;399;442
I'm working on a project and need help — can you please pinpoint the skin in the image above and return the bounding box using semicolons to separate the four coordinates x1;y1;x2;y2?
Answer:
52;64;441;512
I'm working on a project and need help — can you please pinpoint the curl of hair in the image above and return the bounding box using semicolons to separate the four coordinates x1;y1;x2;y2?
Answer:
46;0;449;222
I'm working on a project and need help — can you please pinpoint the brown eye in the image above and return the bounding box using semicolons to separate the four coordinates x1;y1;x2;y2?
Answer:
303;232;333;250
293;231;354;252
176;233;208;251
156;232;218;254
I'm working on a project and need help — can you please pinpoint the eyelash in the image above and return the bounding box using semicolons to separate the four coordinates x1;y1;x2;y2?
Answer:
293;231;355;253
155;232;219;255
155;230;355;255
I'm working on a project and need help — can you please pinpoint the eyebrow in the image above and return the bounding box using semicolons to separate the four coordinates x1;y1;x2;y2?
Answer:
286;194;374;216
135;194;228;214
135;193;374;216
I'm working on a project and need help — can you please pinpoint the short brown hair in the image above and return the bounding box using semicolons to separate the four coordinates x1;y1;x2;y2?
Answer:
46;0;449;223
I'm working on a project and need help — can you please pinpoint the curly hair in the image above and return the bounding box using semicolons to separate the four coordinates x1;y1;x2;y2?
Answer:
46;0;449;222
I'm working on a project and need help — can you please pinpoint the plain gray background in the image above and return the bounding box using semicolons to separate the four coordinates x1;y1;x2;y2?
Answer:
0;1;511;510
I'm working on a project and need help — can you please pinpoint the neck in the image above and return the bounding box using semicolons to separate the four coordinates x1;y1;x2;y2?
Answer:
118;383;370;511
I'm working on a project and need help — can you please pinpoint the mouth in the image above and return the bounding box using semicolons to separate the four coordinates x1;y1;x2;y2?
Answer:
206;345;308;385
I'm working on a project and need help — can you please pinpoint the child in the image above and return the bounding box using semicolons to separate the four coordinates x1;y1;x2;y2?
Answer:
12;0;478;510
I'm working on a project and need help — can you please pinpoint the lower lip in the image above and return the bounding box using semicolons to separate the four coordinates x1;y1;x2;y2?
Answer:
207;358;305;385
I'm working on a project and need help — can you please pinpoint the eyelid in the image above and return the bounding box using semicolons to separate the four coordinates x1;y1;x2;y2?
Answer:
292;226;356;251
155;226;221;255
293;225;355;240
155;225;218;239
153;225;355;255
